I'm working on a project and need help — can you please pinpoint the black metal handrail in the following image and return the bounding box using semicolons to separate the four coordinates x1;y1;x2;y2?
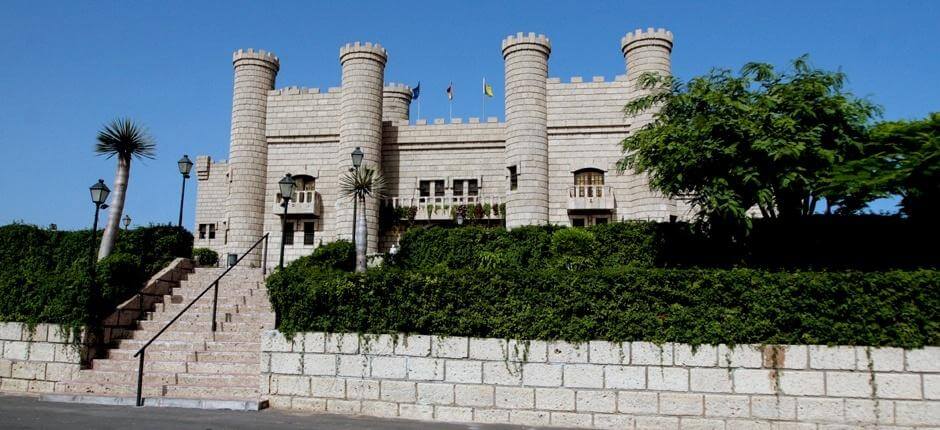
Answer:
133;233;269;407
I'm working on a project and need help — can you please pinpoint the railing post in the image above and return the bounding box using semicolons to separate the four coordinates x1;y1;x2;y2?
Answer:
262;234;268;275
211;280;219;332
135;350;145;407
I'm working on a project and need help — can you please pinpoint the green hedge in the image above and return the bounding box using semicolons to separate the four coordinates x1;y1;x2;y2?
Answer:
266;265;940;348
0;223;192;327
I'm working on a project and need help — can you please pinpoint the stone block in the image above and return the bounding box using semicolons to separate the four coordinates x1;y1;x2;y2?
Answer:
25;342;54;362
595;414;635;430
327;399;361;414
27;380;53;393
303;354;336;376
522;363;563;387
844;399;894;424
551;412;593;428
763;345;808;369
874;373;922;399
44;362;78;382
434;406;472;422
648;366;689;391
856;347;903;372
444;360;481;383
310;376;345;398
269;352;302;374
751;395;796;419
495;386;534;409
473;408;509;424
548;341;589;363
719;345;762;368
292;397;327;411
407;357;444;381
454;384;493;407
618;390;658;414
824;371;871;398
325;333;359;354
417;383;453;405
509;410;551;426
589;341;628;364
894;400;940;426
54;344;81;363
732;369;776;394
24;324;49;342
261;330;293;352
360;334;395;355
0;322;23;341
605;365;645;389
810;346;856;370
3;341;28;360
727;419;772;430
661;392;704;416
1;378;28;392
468;338;507;361
399;404;434;420
637;416;680;430
346;379;379;400
266;395;291;409
778;370;825;396
395;335;430;356
769;423;816;430
380;380;416;402
337;355;370;377
691;368;733;393
633;341;674;365
431;336;468;358
270;374;310;396
797;397;844;422
302;332;325;352
906;347;940;372
675;344;718;367
0;358;11;378
482;361;522;385
361;400;399;418
45;326;72;343
925;374;940;400
563;364;604;388
12;361;45;380
371;356;407;379
536;387;576;411
680;418;725;430
575;390;616;413
704;394;749;417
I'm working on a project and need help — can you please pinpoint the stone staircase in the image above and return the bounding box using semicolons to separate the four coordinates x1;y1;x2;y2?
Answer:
51;267;273;409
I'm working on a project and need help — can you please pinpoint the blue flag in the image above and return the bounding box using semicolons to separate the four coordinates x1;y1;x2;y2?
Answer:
411;82;420;102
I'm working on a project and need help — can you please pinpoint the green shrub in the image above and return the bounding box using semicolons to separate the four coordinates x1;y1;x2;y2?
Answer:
192;248;219;267
269;265;940;348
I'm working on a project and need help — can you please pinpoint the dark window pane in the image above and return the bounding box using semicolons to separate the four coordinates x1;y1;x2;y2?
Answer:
594;217;608;225
434;180;445;196
198;224;206;239
453;180;464;196
303;222;315;245
509;166;518;191
468;179;479;196
419;181;431;197
283;222;294;245
572;218;585;227
208;224;216;239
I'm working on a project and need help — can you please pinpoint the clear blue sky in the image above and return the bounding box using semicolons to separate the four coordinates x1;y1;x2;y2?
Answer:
1;1;937;229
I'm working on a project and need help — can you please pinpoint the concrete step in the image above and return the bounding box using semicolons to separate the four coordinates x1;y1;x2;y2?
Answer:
116;339;203;352
185;361;258;375
41;393;268;411
176;373;259;388
56;381;163;397
137;320;271;333
143;311;274;324
155;302;272;315
204;341;261;352
108;349;194;362
71;370;177;385
159;294;270;308
162;384;260;399
130;330;257;342
94;359;188;373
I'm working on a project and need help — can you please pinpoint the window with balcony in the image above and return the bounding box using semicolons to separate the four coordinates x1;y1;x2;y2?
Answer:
452;179;479;198
574;169;604;197
419;180;445;197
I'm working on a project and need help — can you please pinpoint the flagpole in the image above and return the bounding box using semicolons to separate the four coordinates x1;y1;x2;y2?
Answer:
482;77;486;119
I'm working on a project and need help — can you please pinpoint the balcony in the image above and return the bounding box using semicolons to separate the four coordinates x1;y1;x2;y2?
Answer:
567;185;615;211
384;195;505;221
273;190;321;217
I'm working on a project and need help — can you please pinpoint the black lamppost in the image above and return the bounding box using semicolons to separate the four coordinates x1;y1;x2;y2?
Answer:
278;173;296;269
88;179;110;313
122;214;132;230
350;147;364;245
177;155;193;228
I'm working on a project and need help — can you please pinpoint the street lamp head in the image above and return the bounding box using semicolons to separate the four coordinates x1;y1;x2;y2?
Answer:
89;179;110;205
456;213;464;225
122;214;131;229
279;173;295;202
178;155;194;177
351;147;364;168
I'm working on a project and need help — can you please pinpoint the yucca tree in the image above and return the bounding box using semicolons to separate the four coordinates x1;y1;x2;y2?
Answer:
339;167;386;272
95;118;156;260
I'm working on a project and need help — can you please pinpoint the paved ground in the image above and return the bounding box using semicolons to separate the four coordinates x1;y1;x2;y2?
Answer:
0;394;545;430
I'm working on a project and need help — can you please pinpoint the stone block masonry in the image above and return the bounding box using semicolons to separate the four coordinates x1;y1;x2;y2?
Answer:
261;331;940;429
0;322;85;394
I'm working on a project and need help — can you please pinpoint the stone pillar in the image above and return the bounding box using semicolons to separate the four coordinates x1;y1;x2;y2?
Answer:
502;32;551;228
227;49;279;266
337;42;387;253
382;83;412;122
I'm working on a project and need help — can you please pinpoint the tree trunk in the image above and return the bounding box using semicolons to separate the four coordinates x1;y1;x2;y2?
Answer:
355;195;367;272
98;157;130;260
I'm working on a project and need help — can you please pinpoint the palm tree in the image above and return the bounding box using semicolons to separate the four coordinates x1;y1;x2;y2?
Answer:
94;118;156;260
339;167;386;272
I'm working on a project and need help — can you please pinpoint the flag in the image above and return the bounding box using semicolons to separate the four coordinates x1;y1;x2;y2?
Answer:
483;78;494;97
446;82;454;101
411;82;420;101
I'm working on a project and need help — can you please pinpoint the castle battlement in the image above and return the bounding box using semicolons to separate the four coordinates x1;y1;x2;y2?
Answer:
621;27;674;52
232;48;280;69
501;32;552;57
339;41;388;64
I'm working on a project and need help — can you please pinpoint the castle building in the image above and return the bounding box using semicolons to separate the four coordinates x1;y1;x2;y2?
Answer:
194;28;687;268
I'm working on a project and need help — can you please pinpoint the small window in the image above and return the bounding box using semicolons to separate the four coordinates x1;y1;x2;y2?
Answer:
594;217;609;225
434;180;445;197
208;224;216;239
508;166;518;191
283;221;294;246
198;224;207;239
303;222;316;245
467;179;479;196
419;180;431;197
453;180;464;196
572;218;586;227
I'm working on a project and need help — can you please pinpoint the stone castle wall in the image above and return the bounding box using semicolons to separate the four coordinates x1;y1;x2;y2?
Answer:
260;330;940;429
0;323;85;394
193;156;229;254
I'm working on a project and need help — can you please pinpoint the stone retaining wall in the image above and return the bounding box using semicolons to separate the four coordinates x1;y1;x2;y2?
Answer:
0;323;85;394
261;331;940;429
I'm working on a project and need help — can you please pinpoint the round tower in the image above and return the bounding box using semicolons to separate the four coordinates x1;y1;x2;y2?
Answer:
337;42;387;252
620;28;673;79
501;32;551;228
382;83;412;122
227;48;279;266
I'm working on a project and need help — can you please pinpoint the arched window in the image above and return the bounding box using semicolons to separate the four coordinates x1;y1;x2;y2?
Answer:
573;168;604;197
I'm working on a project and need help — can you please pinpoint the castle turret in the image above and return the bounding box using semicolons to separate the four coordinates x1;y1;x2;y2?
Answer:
621;28;673;80
337;42;387;252
501;33;551;228
382;83;412;122
227;49;279;265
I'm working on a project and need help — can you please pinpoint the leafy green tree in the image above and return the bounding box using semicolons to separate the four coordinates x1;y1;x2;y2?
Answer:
618;56;880;227
339;167;386;272
94;118;156;260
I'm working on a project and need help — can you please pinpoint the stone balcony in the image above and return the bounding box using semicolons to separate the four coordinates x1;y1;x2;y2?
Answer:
273;190;321;217
384;195;505;221
567;185;616;211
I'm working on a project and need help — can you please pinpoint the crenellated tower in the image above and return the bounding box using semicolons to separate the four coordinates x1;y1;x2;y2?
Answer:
621;28;673;82
501;32;551;228
227;49;279;265
382;83;412;122
336;42;387;252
